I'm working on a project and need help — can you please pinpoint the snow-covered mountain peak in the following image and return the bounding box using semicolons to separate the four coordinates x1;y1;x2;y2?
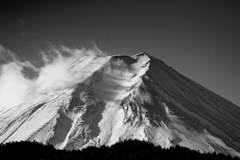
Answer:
90;53;150;103
0;50;240;157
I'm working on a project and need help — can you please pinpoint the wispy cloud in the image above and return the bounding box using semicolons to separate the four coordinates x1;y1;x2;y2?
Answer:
0;45;105;110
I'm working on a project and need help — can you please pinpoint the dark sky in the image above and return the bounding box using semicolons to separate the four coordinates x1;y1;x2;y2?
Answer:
0;0;240;106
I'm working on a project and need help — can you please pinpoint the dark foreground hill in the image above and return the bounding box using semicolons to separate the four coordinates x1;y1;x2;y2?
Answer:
0;140;238;160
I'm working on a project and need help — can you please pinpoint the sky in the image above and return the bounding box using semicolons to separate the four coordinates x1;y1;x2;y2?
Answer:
0;0;239;106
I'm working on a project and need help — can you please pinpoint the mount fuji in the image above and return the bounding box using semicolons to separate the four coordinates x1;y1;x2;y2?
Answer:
0;48;239;157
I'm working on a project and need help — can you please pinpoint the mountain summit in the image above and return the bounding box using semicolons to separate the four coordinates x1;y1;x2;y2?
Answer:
0;52;239;157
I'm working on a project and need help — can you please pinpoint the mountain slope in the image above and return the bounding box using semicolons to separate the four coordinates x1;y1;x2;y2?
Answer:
0;52;239;157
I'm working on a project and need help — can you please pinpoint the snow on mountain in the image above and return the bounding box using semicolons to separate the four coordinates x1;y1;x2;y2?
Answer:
0;46;240;157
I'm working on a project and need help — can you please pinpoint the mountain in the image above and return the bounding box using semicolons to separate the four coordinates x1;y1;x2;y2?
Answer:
0;52;240;157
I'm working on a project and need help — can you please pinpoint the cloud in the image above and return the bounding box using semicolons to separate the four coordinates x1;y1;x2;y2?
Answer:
0;45;18;65
0;62;33;110
0;45;105;111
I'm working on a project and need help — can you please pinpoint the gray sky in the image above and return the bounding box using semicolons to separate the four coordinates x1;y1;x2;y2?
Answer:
0;0;239;106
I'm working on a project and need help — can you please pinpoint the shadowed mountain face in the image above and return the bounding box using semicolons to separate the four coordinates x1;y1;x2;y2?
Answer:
142;57;240;153
0;52;239;157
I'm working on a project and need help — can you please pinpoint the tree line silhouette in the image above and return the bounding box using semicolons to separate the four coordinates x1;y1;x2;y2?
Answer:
0;140;238;160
